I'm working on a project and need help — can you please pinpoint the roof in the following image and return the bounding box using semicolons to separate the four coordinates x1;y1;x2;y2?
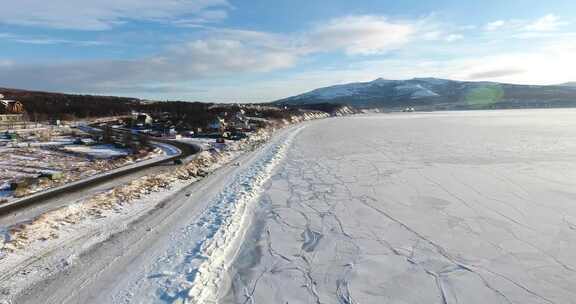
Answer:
0;99;25;114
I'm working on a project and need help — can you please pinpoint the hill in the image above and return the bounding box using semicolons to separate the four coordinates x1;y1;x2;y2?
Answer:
275;78;576;110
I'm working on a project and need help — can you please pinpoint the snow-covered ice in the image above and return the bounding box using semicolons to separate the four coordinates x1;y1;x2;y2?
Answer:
223;109;576;304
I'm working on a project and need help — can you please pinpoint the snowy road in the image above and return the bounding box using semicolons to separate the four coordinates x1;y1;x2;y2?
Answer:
224;110;576;304
8;126;299;304
0;163;179;227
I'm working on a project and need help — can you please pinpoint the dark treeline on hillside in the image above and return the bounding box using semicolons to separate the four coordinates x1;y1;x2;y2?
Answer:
137;101;216;129
285;103;350;114
0;88;219;126
0;87;327;129
0;88;138;121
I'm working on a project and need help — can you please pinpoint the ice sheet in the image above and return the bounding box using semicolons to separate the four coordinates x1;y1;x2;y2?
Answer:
224;109;576;304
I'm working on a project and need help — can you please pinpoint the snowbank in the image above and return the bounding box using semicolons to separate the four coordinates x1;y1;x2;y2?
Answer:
175;127;304;303
0;127;274;275
0;112;332;301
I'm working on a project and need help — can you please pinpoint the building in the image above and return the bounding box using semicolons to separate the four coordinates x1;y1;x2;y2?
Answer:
0;94;25;115
132;112;153;126
208;117;227;133
0;94;27;130
229;110;250;130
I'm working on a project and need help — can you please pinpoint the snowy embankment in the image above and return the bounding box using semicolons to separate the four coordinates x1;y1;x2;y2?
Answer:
0;112;327;302
0;129;269;296
147;126;304;304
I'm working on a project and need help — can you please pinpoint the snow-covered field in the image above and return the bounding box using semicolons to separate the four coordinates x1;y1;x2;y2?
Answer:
0;126;279;303
4;109;576;304
61;144;130;159
224;109;576;304
0;140;163;202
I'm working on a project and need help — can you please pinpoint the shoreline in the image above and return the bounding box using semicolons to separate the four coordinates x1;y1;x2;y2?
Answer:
0;114;325;303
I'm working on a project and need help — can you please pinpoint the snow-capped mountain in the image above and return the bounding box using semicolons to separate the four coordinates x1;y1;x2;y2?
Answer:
275;78;576;109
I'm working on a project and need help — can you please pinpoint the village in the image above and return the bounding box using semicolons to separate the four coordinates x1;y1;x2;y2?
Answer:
0;94;171;204
0;93;346;205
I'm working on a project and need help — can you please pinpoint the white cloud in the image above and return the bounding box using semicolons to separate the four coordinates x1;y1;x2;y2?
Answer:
0;32;103;46
422;31;463;42
0;14;426;97
0;0;230;30
373;40;576;85
422;31;442;40
444;34;463;42
5;33;575;101
524;14;567;32
307;15;416;55
14;12;576;101
255;38;576;101
203;16;428;58
172;10;229;27
0;60;13;67
485;20;506;31
0;14;429;95
484;14;568;33
0;36;298;93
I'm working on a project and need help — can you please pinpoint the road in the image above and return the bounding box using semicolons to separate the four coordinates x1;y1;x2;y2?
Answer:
0;128;201;224
0;162;179;228
9;125;293;303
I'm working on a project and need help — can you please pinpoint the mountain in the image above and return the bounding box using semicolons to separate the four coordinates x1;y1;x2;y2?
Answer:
275;78;576;110
559;82;576;87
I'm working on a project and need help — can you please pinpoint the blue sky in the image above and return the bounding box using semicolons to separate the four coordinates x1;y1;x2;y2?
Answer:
1;0;576;102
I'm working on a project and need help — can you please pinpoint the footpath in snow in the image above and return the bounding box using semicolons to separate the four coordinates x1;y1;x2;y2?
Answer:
140;126;304;303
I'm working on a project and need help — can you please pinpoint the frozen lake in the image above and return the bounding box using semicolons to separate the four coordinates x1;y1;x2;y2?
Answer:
224;109;576;304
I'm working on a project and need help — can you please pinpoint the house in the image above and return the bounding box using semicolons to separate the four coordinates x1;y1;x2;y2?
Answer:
0;101;25;115
229;110;250;130
0;94;25;115
246;116;269;129
0;94;27;130
208;117;227;132
132;112;153;126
